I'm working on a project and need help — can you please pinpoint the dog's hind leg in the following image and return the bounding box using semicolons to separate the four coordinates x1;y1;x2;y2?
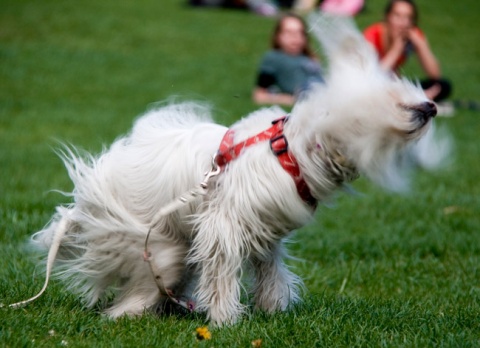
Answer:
251;242;303;313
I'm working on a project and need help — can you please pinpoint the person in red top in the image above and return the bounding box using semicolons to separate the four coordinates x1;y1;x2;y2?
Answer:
364;0;451;102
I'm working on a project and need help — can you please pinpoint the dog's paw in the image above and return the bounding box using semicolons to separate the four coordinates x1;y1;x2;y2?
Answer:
207;304;245;327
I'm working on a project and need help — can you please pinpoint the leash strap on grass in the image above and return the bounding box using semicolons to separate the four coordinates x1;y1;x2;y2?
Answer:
8;217;69;308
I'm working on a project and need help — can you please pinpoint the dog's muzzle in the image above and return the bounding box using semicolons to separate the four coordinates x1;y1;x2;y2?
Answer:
414;101;437;122
403;101;437;132
410;101;437;125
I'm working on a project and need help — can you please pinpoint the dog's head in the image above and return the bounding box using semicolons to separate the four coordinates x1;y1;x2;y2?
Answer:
290;15;449;191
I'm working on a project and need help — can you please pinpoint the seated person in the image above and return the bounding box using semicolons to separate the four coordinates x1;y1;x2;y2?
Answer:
364;0;452;102
253;13;324;106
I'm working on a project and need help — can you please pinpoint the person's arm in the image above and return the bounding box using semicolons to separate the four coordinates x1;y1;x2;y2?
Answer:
252;87;295;106
364;24;405;72
253;66;296;106
408;28;441;79
378;35;407;71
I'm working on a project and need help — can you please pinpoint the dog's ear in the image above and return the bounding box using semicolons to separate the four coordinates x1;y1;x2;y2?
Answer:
308;13;377;71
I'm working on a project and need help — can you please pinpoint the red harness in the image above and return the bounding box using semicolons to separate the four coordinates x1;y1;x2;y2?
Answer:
215;117;317;208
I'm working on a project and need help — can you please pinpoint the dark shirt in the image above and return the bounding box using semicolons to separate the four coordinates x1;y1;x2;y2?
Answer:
256;50;324;95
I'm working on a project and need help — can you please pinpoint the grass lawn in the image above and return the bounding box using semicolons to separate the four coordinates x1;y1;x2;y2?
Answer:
1;0;479;346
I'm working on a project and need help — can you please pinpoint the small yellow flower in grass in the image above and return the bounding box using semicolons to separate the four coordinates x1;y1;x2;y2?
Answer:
252;338;262;347
443;205;461;215
195;326;212;340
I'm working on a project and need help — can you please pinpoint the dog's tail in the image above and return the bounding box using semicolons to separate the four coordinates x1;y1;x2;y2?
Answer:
7;213;69;308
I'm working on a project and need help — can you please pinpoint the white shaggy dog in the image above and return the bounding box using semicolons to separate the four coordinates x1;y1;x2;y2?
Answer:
18;17;446;325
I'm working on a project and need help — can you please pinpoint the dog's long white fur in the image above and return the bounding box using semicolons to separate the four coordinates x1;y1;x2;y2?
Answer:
16;16;449;325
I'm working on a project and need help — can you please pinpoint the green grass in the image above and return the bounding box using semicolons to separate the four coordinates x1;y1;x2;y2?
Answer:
1;0;479;346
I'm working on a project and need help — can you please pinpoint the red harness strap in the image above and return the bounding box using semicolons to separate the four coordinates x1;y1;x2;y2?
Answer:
215;117;317;208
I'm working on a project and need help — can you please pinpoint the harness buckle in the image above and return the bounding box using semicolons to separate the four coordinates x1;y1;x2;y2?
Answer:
270;134;288;156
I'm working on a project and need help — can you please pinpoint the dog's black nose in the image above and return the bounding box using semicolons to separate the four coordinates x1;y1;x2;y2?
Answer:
416;101;437;120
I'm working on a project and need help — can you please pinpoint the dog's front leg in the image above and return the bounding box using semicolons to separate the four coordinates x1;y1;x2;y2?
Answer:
190;222;245;326
251;242;303;313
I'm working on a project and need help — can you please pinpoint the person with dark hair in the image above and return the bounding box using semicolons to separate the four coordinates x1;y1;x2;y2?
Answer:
364;0;452;103
253;14;324;106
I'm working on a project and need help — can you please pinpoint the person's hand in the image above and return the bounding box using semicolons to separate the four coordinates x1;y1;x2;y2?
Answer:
424;83;441;100
390;33;408;55
407;28;426;50
377;27;409;72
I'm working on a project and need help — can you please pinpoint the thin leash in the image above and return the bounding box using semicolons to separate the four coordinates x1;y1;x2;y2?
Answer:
6;216;70;308
143;155;221;311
